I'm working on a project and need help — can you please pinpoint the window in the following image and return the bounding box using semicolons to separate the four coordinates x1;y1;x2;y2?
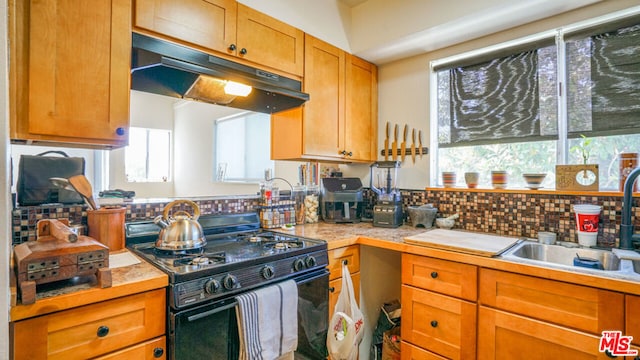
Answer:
214;112;273;182
125;127;171;182
432;11;640;190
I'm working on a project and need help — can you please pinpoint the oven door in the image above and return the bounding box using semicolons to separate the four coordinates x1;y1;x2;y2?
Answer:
169;269;329;360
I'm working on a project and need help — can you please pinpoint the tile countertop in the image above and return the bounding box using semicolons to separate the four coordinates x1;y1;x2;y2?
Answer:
10;250;168;321
287;222;640;296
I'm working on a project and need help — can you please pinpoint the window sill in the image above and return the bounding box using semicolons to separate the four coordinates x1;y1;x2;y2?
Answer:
425;187;640;197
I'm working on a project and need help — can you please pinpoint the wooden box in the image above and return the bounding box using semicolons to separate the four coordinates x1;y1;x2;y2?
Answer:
555;165;599;191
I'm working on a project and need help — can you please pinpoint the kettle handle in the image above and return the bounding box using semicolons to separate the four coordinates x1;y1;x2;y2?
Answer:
163;199;201;221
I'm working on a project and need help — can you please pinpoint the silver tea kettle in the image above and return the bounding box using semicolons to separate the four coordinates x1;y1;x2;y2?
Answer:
154;199;206;251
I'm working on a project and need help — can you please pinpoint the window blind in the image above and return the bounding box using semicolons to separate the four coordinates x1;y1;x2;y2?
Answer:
439;48;557;148
567;23;640;138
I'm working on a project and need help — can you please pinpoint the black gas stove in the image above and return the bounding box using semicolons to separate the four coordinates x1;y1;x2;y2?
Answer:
126;212;328;309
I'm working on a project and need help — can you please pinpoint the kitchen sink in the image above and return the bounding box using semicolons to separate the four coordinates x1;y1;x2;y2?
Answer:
507;242;621;270
501;241;640;281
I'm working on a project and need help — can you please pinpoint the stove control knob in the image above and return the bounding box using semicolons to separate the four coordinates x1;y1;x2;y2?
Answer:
305;256;317;268
261;265;275;280
294;258;306;272
223;274;239;290
204;279;221;294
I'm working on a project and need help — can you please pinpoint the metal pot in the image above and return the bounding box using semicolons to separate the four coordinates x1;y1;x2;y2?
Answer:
154;199;206;251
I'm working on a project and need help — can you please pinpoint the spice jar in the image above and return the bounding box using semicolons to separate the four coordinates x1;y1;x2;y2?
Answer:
304;185;320;223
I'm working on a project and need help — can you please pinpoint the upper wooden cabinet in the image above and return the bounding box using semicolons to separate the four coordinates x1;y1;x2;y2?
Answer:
9;0;131;149
133;0;304;76
271;35;378;163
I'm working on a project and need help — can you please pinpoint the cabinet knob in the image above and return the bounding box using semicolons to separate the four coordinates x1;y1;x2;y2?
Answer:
430;271;438;278
240;48;247;55
430;320;438;328
153;347;164;358
97;325;110;337
329;287;335;292
228;44;237;51
116;127;126;136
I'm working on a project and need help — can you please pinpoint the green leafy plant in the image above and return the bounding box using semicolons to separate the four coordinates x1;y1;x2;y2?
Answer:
570;134;592;165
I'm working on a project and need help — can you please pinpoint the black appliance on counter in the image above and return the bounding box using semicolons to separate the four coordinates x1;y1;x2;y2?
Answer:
126;212;329;360
320;177;363;223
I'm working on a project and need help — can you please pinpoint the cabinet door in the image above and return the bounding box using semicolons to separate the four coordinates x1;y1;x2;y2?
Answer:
303;35;346;160
328;245;360;281
478;307;611;359
402;253;477;301
134;0;237;54
94;336;166;360
345;54;378;161
479;268;624;334
627;294;640;346
12;289;166;360
400;341;448;360
236;4;304;76
13;0;130;147
401;285;476;360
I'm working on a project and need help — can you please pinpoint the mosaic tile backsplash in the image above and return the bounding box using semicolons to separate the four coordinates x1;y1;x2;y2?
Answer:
11;190;640;249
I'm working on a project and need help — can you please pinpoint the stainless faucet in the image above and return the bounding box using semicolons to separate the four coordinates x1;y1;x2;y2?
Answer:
620;166;640;250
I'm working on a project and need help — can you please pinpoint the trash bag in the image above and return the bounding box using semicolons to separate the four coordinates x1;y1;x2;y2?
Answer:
327;262;364;360
370;300;401;360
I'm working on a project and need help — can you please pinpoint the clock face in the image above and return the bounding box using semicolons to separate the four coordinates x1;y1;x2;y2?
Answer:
575;169;597;186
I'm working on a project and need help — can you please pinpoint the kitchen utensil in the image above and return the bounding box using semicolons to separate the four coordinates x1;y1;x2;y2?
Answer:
411;129;416;164
384;121;390;161
573;253;603;269
418;130;423;157
435;213;459;229
401;124;408;162
538;231;556;245
406;205;437;228
14;218;111;304
68;174;99;210
154;199;207;250
88;207;126;251
392;124;398;161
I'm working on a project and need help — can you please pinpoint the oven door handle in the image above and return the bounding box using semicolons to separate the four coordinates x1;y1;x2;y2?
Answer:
187;301;238;322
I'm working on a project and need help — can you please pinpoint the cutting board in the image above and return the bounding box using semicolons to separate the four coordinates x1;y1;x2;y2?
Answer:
404;229;521;257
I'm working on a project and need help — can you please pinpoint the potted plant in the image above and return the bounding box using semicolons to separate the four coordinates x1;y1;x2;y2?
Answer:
556;135;599;191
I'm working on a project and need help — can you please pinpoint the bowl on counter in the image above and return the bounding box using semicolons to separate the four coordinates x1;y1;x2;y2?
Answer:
407;205;438;228
435;217;455;229
523;173;547;189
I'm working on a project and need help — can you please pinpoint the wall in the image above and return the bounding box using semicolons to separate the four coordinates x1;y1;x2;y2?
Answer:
377;0;640;191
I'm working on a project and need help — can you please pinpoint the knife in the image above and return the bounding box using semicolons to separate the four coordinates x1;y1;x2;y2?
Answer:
401;124;408;162
411;128;416;164
392;124;398;161
384;122;390;161
418;130;423;158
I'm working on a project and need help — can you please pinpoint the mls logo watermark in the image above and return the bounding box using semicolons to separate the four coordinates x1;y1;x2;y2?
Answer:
599;331;638;356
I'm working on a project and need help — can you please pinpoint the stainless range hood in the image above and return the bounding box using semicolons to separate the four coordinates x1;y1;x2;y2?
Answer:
131;33;309;114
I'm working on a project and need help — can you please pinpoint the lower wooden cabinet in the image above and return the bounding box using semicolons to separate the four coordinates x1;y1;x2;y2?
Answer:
627;295;640;346
478;307;610;359
94;336;166;359
12;289;166;360
401;341;448;360
401;285;476;360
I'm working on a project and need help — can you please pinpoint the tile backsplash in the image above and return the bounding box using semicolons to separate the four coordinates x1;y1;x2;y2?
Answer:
11;190;640;249
403;189;640;249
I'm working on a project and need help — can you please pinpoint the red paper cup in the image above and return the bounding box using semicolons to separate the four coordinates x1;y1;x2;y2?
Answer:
572;204;602;233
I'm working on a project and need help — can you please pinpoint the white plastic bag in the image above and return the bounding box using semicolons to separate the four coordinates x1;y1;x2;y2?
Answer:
327;262;364;360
